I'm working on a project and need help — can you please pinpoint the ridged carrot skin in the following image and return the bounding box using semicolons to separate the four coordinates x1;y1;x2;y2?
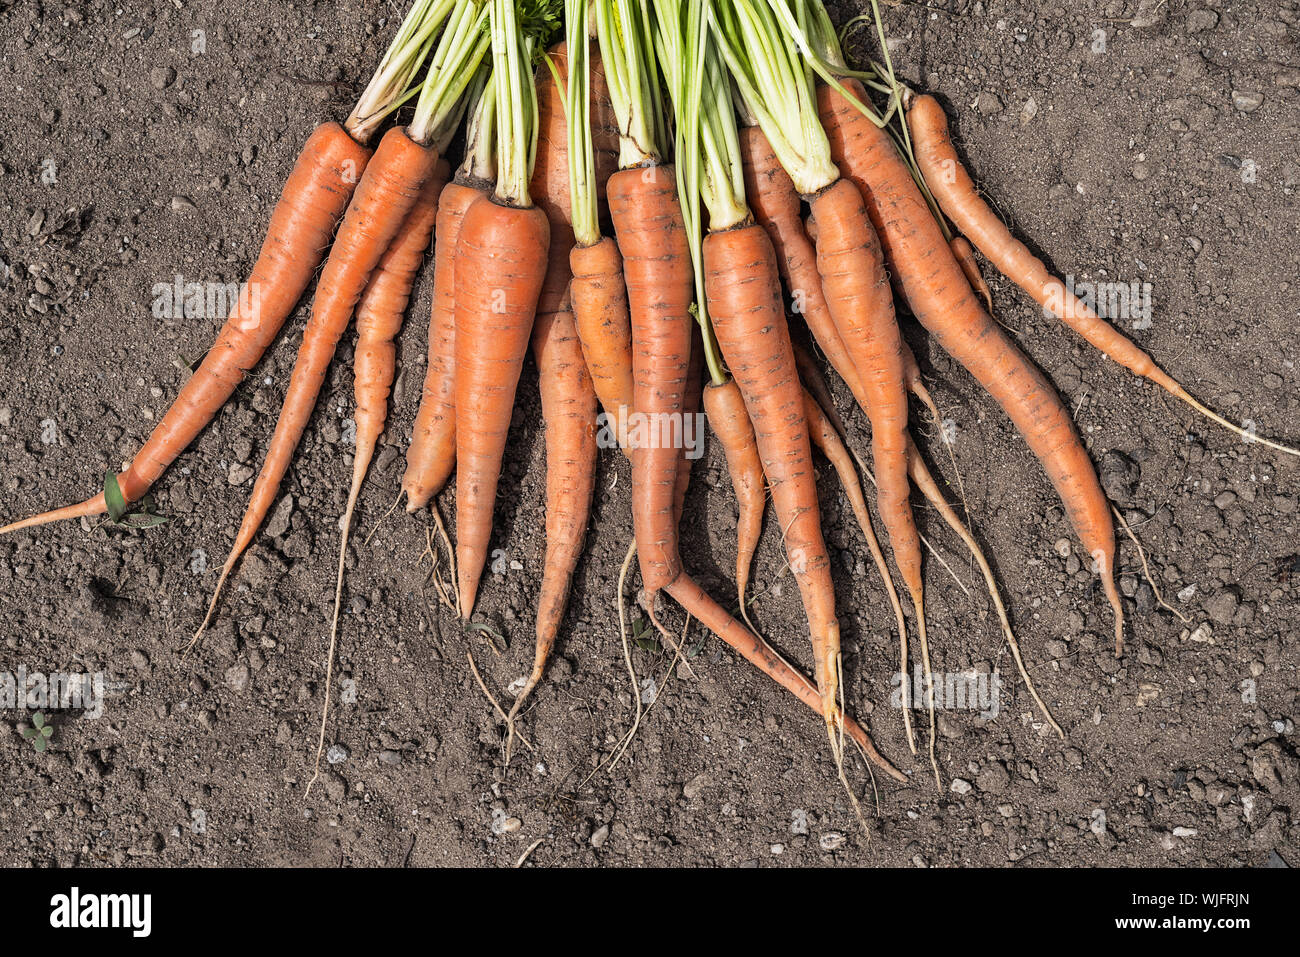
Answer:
738;126;867;403
2;122;372;536
819;80;1124;652
810;178;924;616
515;296;597;716
453;199;551;618
532;41;621;229
607;165;694;593
198;126;443;639
673;329;703;526
704;379;765;612
570;237;635;445
704;222;841;724
402;178;489;511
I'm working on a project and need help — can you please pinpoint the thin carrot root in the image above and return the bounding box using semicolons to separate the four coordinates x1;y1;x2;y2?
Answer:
908;443;1064;740
1113;506;1191;625
802;389;916;755
467;648;534;757
601;540;643;778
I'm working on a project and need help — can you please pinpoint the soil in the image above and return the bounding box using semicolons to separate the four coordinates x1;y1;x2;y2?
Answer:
1;0;1298;868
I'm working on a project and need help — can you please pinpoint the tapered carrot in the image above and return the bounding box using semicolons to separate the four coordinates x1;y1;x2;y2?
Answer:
403;69;499;511
3;129;370;538
818;77;1126;654
607;165;693;593
801;387;916;752
566;19;635;449
906;91;1298;458
198;4;490;643
703;378;765;619
949;235;993;312
505;297;597;749
455;0;553;619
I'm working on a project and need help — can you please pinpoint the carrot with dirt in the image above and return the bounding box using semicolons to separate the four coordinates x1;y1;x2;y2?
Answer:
195;0;490;646
566;0;635;449
713;0;929;747
801;2;1126;657
904;88;1299;458
454;0;556;618
402;68;500;512
500;7;602;750
0;0;453;538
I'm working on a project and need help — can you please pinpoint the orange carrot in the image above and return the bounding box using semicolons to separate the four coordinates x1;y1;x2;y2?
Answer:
907;91;1297;457
704;222;842;726
400;179;487;511
810;177;926;641
506;293;597;743
608;165;694;593
673;329;704;526
452;198;551;618
820;78;1125;654
703;378;765;624
1;123;372;537
570;238;635;444
738;124;867;405
949;235;993;312
195;126;444;641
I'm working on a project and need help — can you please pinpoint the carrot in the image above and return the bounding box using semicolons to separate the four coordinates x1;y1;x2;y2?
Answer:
0;0;470;539
570;238;635;443
703;378;765;620
566;17;635;450
0;123;371;537
402;68;500;512
801;386;917;752
906;91;1298;458
819;77;1126;655
704;223;847;726
454;0;553;619
949;235;993;312
505;296;597;748
738;124;867;406
606;165;693;593
198;5;491;643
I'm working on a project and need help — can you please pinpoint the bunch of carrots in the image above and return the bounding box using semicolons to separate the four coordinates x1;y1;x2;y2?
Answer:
6;0;1294;805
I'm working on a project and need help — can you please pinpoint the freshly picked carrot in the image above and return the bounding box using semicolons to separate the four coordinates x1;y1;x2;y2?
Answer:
196;0;492;644
453;0;557;618
903;89;1299;458
807;2;1127;655
402;67;500;513
0;0;450;538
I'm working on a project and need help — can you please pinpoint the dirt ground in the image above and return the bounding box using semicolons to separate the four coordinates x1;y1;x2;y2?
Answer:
1;0;1297;868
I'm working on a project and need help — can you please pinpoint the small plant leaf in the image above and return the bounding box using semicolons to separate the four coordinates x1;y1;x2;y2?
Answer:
41;725;53;739
103;472;127;523
687;641;704;660
21;727;37;740
122;512;170;529
635;637;662;654
33;736;47;752
32;712;44;730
